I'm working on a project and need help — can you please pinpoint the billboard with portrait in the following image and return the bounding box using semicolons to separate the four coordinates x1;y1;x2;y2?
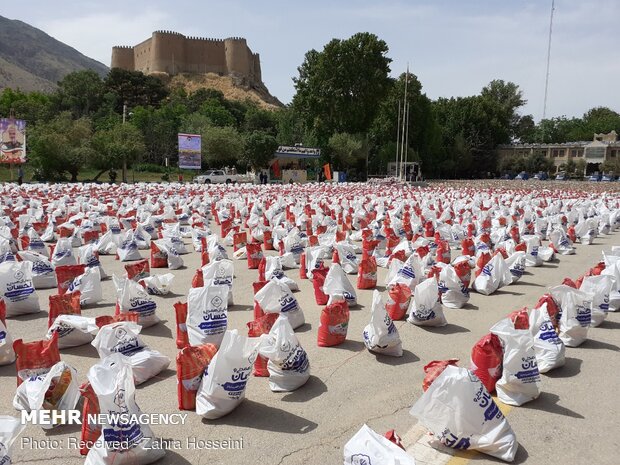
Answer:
0;118;26;164
178;133;202;170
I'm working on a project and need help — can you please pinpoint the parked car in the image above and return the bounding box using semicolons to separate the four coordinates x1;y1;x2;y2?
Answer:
500;173;514;180
533;171;549;180
588;172;602;182
193;170;240;184
515;171;529;180
555;171;568;181
602;173;616;182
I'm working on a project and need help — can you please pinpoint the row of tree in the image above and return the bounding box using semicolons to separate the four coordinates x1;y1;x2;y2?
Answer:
1;32;619;181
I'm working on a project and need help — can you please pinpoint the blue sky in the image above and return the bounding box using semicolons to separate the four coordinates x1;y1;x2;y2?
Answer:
3;0;618;120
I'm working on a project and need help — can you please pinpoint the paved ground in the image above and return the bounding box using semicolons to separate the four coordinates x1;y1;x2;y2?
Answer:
1;221;618;465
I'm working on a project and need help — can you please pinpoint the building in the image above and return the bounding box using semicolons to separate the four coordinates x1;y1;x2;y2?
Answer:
497;130;620;174
111;31;262;86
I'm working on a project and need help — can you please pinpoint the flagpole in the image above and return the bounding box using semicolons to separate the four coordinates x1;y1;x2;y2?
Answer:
395;100;401;178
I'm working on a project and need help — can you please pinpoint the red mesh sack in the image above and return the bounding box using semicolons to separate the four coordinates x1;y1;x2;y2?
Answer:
423;358;459;391
174;302;189;349
125;258;150;281
55;264;86;295
508;308;530;330
312;267;329;305
48;292;82;327
176;344;218;410
191;269;204;288
317;300;349;347
247;313;279;376
13;333;60;386
246;242;263;269
470;333;503;393
386;284;411;321
150;242;167;268
78;381;100;455
357;256;377;289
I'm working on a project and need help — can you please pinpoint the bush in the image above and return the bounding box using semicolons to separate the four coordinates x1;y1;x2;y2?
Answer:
133;163;167;173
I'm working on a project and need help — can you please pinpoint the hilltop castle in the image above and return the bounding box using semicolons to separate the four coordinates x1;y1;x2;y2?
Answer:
111;31;262;85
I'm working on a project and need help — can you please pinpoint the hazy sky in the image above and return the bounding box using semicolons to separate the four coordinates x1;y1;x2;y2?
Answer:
3;0;618;120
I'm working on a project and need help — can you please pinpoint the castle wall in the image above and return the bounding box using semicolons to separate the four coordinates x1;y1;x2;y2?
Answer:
111;31;262;86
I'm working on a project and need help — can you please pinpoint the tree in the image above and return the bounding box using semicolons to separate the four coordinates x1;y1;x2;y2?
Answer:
29;113;94;181
242;130;278;170
574;158;587;177
90;122;145;180
328;133;367;170
54;70;104;118
131;104;184;164
104;68;169;112
292;32;392;143
201;126;244;167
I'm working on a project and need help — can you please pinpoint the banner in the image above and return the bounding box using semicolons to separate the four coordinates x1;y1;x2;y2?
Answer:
323;163;332;181
0;118;26;164
178;133;202;170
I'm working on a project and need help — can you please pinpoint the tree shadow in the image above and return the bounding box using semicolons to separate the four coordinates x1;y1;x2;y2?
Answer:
520;392;584;419
374;348;419;365
281;375;327;403
544;357;582;378
206;399;318;434
423;323;470;335
81;301;115;310
579;339;620;352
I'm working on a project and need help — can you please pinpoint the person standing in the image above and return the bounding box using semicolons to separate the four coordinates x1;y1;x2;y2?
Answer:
17;165;24;185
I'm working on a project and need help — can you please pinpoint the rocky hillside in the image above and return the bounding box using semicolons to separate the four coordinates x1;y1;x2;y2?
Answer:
0;15;108;92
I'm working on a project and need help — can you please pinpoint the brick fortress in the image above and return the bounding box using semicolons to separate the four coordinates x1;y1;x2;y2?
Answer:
111;30;266;90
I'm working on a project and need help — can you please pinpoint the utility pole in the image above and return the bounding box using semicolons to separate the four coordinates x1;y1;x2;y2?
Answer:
122;103;127;183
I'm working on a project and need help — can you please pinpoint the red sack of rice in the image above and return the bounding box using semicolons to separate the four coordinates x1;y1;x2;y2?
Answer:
312;267;329;305
470;333;503;393
535;293;560;331
191;269;204;288
125;258;150;281
246;242;263;269
150;242;167;268
317;300;349;347
263;230;274;250
13;333;60;386
247;313;279;376
461;237;475;256
386;283;411;321
299;252;307;279
253;280;269;319
200;237;210;266
48;292;82;327
174;301;189;349
95;312;139;328
55;264;86;295
78;381;100;455
177;344;218;410
474;251;491;278
422;358;459;391
233;231;247;252
508;307;529;330
357;256;377;289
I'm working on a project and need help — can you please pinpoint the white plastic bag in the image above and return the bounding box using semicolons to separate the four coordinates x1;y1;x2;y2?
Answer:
13;361;80;430
206;235;228;261
0;416;25;465
334;242;358;274
154;238;184;269
85;353;166;465
51;237;77;266
78;243;108;279
407;278;447;326
47;314;98;349
17;250;57;289
550;285;593;347
117;230;142;262
91;322;170;385
68;266;103;306
490;318;541;406
304;246;326;277
528;304;565;373
195;330;260;419
255;280;305;329
202;259;234;305
141;273;175;295
504;251;526;284
438;264;470;309
549;228;574;255
473;254;511;296
523;235;542;267
324;263;357;306
187;285;230;348
0;260;40;316
95;230;117;255
260;315;310;392
579;275;613;327
264;256;298;291
113;275;159;328
410;365;518;462
363;290;403;357
0;318;15;365
344;424;415;465
26;228;48;257
387;254;423;289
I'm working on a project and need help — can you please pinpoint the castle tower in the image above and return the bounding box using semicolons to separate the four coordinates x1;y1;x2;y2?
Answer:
224;37;251;77
151;30;186;75
111;46;134;70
